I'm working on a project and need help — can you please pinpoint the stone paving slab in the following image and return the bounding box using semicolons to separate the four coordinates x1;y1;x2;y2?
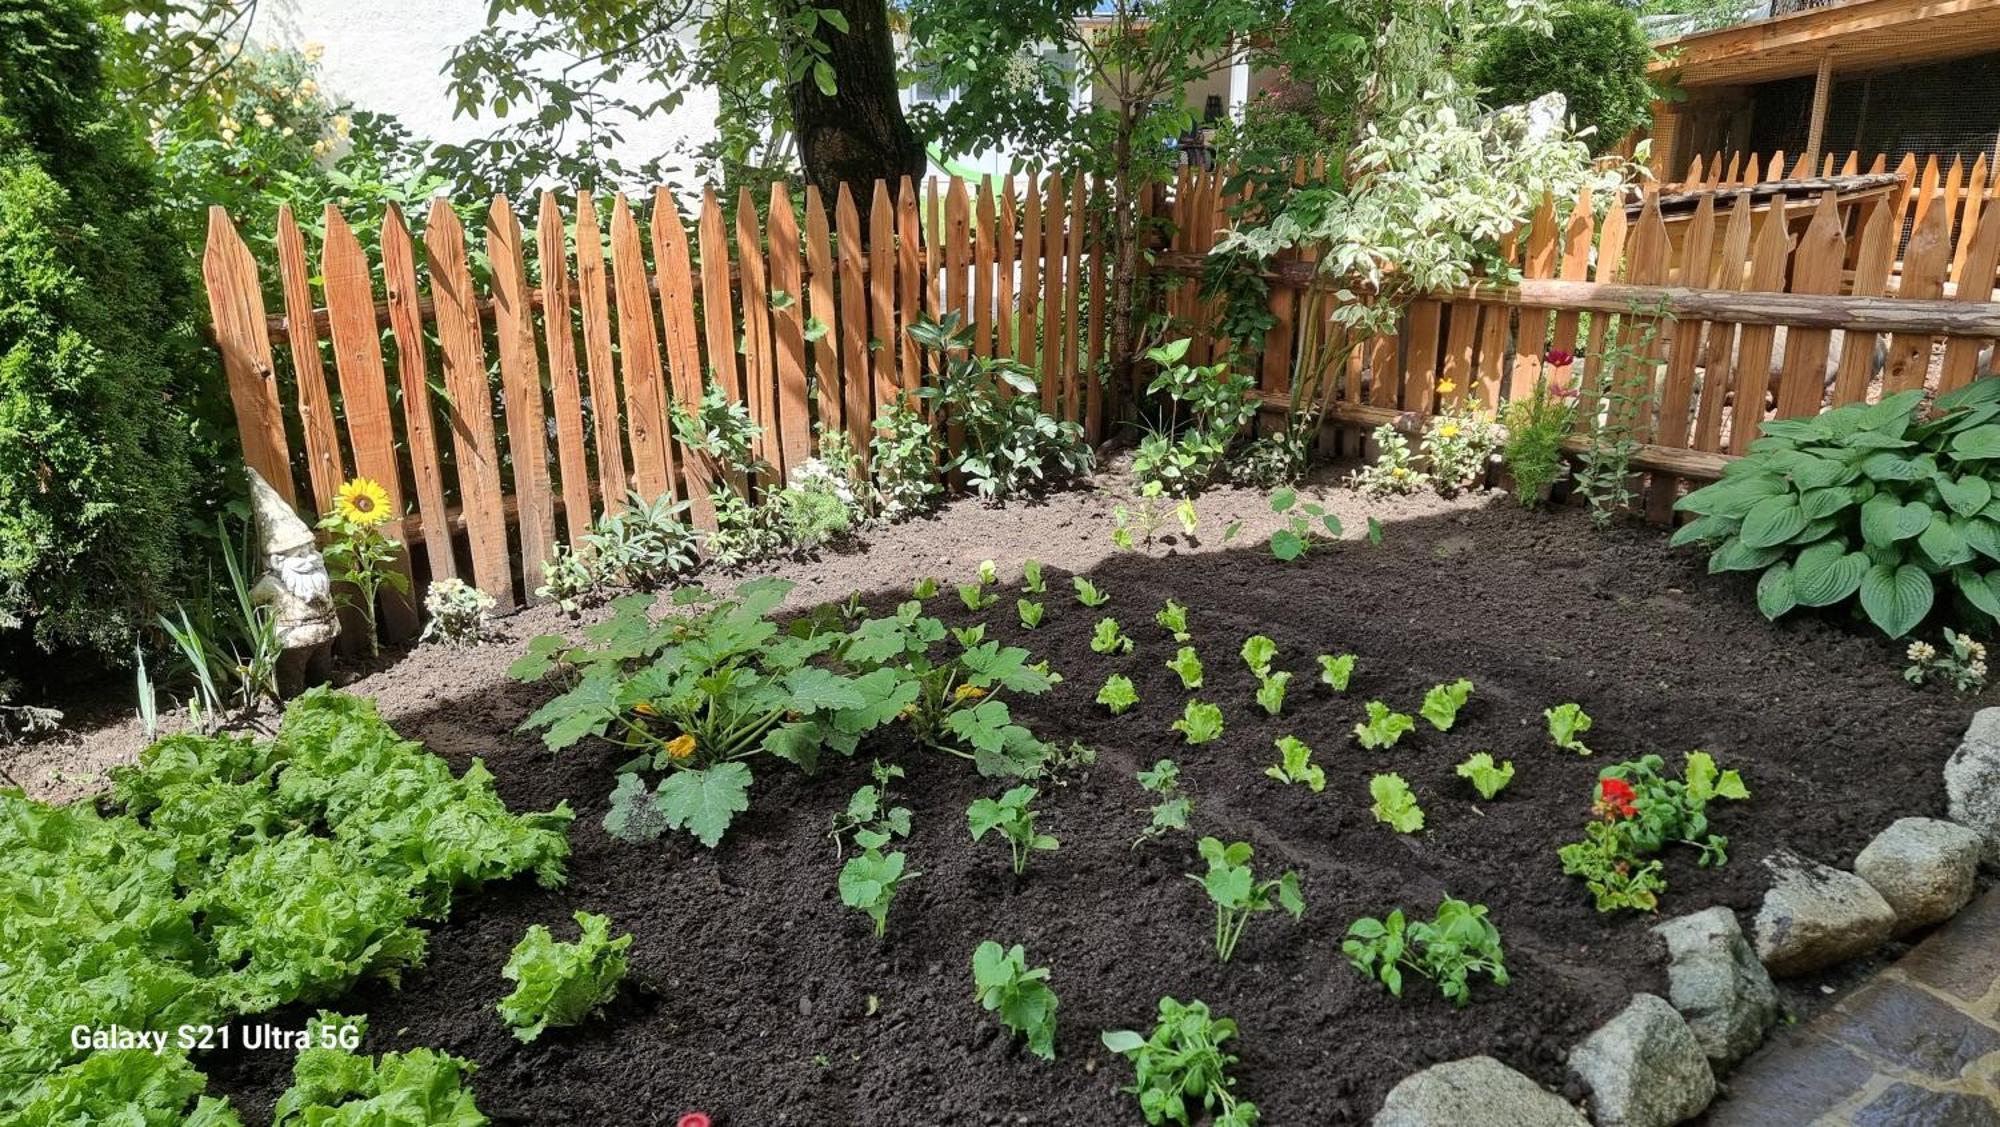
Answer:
1708;888;2000;1125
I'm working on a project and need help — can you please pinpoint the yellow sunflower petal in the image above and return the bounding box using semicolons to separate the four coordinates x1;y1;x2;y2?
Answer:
335;477;393;527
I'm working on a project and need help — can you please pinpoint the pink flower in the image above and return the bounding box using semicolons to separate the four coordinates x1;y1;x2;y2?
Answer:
678;1115;712;1127
1544;348;1575;367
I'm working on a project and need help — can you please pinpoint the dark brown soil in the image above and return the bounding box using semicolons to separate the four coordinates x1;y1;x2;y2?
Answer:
185;494;1979;1125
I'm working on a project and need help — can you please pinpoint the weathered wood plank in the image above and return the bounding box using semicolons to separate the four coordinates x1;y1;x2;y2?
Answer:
425;201;515;606
202;208;295;503
380;203;459;580
536;192;593;544
489;195;556;597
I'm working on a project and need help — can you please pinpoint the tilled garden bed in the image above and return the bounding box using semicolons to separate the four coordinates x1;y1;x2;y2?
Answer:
198;500;1977;1125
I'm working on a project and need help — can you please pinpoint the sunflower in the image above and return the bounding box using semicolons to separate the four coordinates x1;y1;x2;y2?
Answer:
334;477;393;527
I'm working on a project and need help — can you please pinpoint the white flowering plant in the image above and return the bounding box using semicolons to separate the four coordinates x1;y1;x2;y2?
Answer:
1905;631;1990;694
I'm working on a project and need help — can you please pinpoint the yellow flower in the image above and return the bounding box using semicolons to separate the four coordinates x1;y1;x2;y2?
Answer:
666;733;697;760
1437;379;1458;396
334;477;393;527
1439;423;1461;439
302;41;325;61
954;684;988;701
633;701;659;718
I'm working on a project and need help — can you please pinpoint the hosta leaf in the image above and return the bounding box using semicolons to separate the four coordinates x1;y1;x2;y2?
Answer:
1786;517;1838;546
1951;424;2000;460
1798;485;1860;521
1936;377;2000;412
1839;429;1915;451
1937;474;1994;517
1677;473;1786;517
1954;568;2000;620
1859;563;1934;638
1918;514;1975;569
1708;535;1785;574
1861;495;1933;548
656;763;753;848
1670;512;1741;547
1788;455;1855;489
1859;452;1929;481
1857;389;1926;431
1965;518;2000;562
1755;562;1796;620
1790;542;1870;607
1739;494;1808;549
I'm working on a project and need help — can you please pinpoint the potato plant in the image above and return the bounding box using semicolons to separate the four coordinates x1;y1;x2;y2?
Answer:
1188;837;1304;963
1344;896;1509;1007
971;941;1059;1060
1101;997;1257;1127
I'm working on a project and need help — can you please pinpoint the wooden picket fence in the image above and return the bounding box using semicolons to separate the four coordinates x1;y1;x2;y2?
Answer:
204;159;2000;630
203;173;1109;630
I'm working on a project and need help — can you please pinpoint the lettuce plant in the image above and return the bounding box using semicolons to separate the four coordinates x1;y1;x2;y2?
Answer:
1018;599;1045;628
959;580;997;611
1101;997;1257;1127
1354;701;1415;749
1370;773;1424;833
1098;674;1140;715
913;577;939;599
1674;382;2000;639
1455;753;1514;800
1317;653;1357;691
1254;672;1291;717
1155;600;1191;641
1023;559;1046;594
971;941;1059;1060
1265;736;1324;792
1419;678;1473;731
1544;702;1593;755
1173;700;1224;745
1239;635;1278;678
1134;760;1192;847
272;1012;484;1124
1344;897;1509;1007
1167;646;1205;689
968;785;1059;874
1074;576;1111;606
496;912;632;1042
1092;618;1135;655
1188;837;1304;962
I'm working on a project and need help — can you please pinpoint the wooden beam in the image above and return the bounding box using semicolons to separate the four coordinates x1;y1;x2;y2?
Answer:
1804;55;1834;171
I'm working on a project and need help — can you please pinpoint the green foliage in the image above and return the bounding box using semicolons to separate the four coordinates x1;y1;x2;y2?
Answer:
0;690;569;1111
1351;426;1433;496
971;941;1059;1060
1092;617;1135;655
1501;377;1579;505
1098;674;1141;716
1674;382;2000;639
1167;646;1205;690
584;489;703;588
1254;671;1291;717
1354;701;1416;749
1134;759;1193;847
909;313;1093;501
1114;480;1201;551
1074;575;1111;606
829;760;912;854
1239;635;1278;678
1455;753;1515;800
1173;699;1224;745
1419;678;1474;731
1132;338;1259;496
10;1049;242;1126
1907;630;1990;693
960;579;998;611
1544;702;1594;755
496;912;632;1042
1473;2;1657;154
1022;559;1047;594
1421;405;1502;493
1559;752;1750;912
422;578;499;647
871;394;945;522
1018;599;1046;629
968;784;1059;875
840;847;918;939
1343;897;1510;1007
1370;773;1425;833
1101;997;1258;1127
1265;736;1325;792
1188;837;1304;963
270;1012;484;1125
536;543;600;615
0;0;215;656
1268;487;1344;560
1155;599;1192;641
1317;653;1357;691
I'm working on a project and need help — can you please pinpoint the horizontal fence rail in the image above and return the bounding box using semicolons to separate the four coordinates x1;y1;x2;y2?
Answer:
202;173;1111;628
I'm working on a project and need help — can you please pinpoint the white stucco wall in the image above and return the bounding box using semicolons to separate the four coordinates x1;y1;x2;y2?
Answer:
257;0;721;190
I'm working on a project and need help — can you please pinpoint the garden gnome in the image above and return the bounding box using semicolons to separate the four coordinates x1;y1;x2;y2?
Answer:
247;467;338;695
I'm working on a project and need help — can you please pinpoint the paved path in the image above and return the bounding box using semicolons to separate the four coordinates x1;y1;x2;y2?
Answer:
1709;888;2000;1125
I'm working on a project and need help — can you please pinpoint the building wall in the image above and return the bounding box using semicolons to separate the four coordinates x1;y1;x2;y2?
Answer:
1741;51;2000;170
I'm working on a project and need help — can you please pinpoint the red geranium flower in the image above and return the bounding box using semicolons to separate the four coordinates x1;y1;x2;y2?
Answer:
1599;777;1638;818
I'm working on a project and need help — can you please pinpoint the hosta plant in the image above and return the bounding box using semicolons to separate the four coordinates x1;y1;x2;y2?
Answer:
1455;753;1514;800
1419;678;1473;731
1354;701;1415;749
1673;382;2000;638
1317;653;1356;691
968;785;1059;875
1173;700;1224;745
1167;646;1205;690
1092;618;1135;655
1370;773;1424;833
1344;896;1509;1007
1265;736;1324;792
1189;837;1304;962
1558;752;1749;912
1098;674;1140;715
496;912;632;1042
971;941;1059;1060
1134;759;1193;847
1101;997;1257;1127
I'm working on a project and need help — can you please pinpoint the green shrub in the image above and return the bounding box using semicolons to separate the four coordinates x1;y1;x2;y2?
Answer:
1472;2;1657;153
0;0;213;656
1675;382;2000;639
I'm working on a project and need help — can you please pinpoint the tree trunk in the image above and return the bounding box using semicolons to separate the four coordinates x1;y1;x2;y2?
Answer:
785;0;924;228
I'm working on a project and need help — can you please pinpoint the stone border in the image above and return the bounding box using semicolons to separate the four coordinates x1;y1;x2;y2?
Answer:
1370;707;2000;1126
